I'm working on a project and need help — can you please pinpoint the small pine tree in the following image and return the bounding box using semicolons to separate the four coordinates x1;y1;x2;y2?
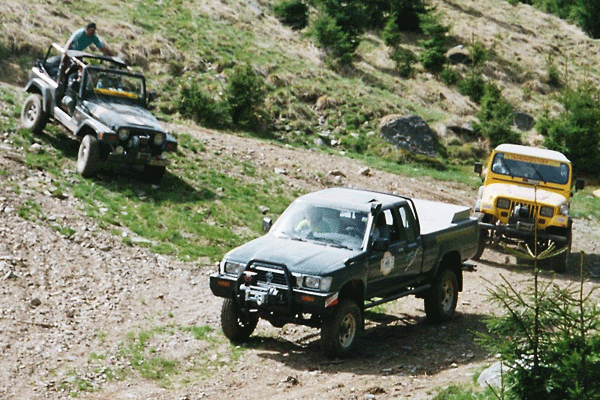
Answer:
273;0;309;31
418;12;449;73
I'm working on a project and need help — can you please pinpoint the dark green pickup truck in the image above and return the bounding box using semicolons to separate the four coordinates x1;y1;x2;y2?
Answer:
210;187;478;358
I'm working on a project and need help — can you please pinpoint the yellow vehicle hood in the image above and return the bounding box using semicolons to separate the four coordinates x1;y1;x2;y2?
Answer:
482;183;567;206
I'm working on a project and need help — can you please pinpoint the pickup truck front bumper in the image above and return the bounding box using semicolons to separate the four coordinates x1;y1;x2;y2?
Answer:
210;273;338;315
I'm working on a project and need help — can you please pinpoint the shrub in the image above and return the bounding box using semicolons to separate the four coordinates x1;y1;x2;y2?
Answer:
540;86;600;174
390;46;415;78
273;0;309;31
310;13;356;66
225;64;267;131
418;12;449;73
382;13;403;47
439;67;460;85
458;71;486;103
469;41;488;67
389;0;427;32
474;83;521;148
178;81;231;129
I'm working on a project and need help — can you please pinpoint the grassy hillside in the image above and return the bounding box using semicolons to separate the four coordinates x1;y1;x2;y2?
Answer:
2;0;600;262
4;0;600;162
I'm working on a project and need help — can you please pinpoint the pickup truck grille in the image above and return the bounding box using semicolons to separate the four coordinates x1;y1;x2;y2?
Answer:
251;262;293;287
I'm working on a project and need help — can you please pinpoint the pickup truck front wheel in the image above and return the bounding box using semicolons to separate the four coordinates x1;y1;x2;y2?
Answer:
77;135;100;177
425;269;458;323
21;94;49;134
321;299;362;358
221;298;258;342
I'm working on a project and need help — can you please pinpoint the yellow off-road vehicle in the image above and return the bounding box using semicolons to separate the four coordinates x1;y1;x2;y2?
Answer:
473;144;584;272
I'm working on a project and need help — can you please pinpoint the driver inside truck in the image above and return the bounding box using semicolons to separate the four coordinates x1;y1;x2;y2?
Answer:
296;206;340;234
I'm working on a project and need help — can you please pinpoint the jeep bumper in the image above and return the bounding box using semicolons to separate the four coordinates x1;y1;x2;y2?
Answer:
478;220;569;243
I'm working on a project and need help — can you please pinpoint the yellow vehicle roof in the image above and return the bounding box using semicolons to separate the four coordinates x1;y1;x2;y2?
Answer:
494;144;571;164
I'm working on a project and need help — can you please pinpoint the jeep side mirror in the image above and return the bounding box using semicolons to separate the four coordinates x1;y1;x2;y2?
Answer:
372;238;389;252
147;90;157;104
262;217;273;233
575;178;585;191
474;162;483;175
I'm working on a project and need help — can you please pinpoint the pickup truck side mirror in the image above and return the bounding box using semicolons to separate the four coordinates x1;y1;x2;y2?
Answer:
262;217;273;233
474;162;483;175
372;238;389;252
575;178;585;191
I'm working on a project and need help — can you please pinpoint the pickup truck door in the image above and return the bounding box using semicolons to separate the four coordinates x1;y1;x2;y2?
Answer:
365;207;421;298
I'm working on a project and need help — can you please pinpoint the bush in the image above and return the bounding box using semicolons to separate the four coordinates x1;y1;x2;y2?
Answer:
310;13;357;66
439;67;460;85
390;46;415;78
474;83;521;148
418;12;449;73
458;71;486;103
225;64;267;131
389;0;427;32
273;0;309;31
178;81;231;129
540;86;600;174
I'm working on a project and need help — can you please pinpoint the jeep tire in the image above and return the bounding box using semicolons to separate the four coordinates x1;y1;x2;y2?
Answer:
221;298;258;342
424;268;458;323
77;134;100;178
21;94;49;134
321;299;362;358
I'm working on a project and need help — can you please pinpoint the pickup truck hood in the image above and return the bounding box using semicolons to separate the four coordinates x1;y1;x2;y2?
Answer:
225;235;358;275
82;99;164;132
482;183;567;206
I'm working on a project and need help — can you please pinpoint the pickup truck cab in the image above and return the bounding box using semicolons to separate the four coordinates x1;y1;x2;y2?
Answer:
474;144;584;272
210;187;478;358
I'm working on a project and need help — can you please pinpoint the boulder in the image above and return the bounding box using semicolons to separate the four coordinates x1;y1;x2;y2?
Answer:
513;112;535;131
379;115;436;157
446;45;471;65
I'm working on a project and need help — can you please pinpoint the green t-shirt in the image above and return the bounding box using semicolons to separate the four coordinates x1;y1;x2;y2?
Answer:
68;28;104;51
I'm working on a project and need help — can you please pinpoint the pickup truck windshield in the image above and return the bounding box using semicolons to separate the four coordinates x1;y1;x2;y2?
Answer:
491;152;570;185
84;68;145;100
271;201;368;250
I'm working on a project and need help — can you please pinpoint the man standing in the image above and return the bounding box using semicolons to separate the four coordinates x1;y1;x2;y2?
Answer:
66;22;113;56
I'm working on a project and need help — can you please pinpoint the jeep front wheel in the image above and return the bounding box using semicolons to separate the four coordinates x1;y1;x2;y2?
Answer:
21;94;49;134
321;299;362;358
424;268;458;323
77;134;100;178
221;298;258;342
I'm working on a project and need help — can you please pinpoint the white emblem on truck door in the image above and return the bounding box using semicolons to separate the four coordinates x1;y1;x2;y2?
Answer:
381;251;394;276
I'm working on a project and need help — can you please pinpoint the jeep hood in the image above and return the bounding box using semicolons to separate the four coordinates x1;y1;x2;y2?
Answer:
482;183;567;206
82;99;164;132
225;235;359;275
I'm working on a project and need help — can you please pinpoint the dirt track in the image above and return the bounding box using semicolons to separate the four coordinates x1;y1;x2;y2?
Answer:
2;101;600;399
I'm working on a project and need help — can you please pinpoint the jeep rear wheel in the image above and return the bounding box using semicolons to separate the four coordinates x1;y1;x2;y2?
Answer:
424;268;458;323
221;298;258;342
21;94;49;134
321;299;362;358
77;134;100;178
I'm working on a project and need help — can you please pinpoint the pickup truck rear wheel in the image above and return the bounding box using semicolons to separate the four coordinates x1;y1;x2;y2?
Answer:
321;299;362;358
221;298;258;342
21;94;49;134
77;134;100;177
425;268;458;323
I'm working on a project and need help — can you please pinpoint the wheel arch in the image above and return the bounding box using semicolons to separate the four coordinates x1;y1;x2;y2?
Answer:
437;251;463;292
24;79;53;115
338;279;364;311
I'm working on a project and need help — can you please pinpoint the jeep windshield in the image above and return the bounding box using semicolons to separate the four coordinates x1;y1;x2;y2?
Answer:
83;67;145;102
491;152;570;185
270;201;368;251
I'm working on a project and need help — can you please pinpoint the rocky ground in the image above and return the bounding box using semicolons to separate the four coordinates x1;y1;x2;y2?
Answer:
2;92;600;399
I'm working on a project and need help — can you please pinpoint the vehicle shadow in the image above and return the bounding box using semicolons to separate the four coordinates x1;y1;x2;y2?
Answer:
477;246;600;284
33;129;212;204
251;311;490;376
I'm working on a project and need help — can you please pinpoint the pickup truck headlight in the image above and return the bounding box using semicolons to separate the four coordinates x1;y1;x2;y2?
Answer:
302;275;332;291
496;198;511;210
221;260;244;275
539;206;554;218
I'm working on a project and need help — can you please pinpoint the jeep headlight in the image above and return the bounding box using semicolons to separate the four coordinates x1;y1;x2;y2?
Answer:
153;132;166;146
496;198;511;210
118;128;131;141
559;203;569;215
221;260;244;275
302;275;332;291
539;206;554;218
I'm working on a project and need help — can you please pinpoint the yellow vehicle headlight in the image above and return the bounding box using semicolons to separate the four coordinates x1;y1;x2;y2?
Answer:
496;198;511;210
539;206;554;218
